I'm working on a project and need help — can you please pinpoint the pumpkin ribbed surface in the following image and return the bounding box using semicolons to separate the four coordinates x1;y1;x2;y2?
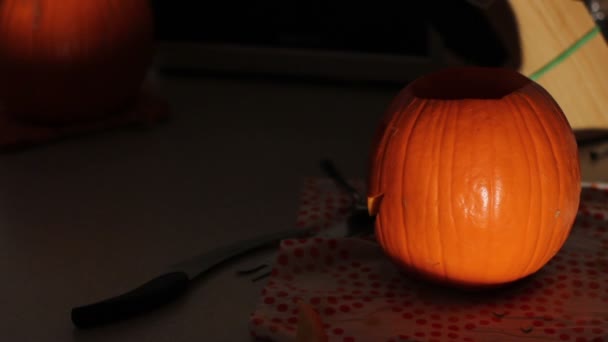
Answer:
367;67;581;287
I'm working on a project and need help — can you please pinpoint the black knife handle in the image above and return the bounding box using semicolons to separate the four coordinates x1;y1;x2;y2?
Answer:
71;271;189;329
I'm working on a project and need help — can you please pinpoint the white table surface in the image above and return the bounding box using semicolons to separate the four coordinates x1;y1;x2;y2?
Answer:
1;70;607;342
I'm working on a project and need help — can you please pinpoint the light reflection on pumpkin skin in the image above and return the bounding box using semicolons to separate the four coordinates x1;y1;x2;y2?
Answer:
459;177;506;228
457;180;492;229
368;67;581;287
480;185;490;214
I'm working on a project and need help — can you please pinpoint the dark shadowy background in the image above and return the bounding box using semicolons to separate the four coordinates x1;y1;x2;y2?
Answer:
149;0;513;68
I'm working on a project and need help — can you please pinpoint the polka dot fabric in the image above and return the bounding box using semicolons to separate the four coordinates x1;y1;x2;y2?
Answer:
250;179;608;342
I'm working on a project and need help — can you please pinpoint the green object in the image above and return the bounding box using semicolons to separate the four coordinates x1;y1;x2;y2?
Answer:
528;26;601;81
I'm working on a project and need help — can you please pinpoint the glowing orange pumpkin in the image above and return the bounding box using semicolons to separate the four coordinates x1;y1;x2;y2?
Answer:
0;0;154;123
368;67;581;287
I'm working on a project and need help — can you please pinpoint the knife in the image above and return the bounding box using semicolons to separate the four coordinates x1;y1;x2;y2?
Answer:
70;226;314;329
71;211;375;329
71;160;373;329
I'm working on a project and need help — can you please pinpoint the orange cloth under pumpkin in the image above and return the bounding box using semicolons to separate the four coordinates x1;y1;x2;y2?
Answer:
0;86;169;151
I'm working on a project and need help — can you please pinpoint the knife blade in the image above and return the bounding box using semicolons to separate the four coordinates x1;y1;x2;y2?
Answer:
70;213;374;329
70;226;314;329
71;158;374;329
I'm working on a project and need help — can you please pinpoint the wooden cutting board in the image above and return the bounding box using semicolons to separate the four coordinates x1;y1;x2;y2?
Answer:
485;0;608;130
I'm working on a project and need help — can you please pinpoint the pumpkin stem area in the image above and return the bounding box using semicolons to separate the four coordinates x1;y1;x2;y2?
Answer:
410;67;531;100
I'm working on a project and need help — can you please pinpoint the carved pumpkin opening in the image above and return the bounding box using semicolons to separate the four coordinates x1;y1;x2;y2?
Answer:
410;67;531;100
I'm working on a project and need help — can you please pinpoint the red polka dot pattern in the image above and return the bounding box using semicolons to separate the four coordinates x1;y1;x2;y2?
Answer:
249;179;608;341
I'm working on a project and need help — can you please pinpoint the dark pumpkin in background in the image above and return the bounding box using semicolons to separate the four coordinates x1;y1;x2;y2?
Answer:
368;67;581;288
0;0;154;123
